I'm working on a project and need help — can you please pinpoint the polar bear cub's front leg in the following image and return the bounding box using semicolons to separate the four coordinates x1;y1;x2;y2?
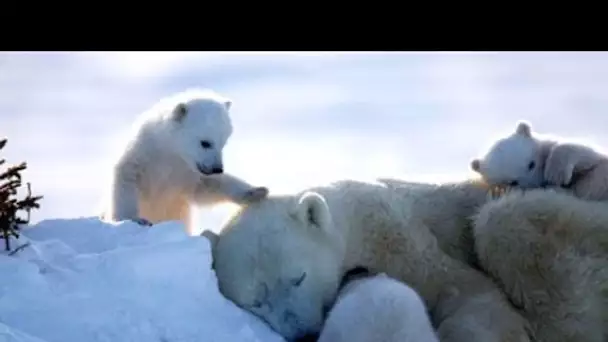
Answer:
107;161;153;226
544;142;608;201
193;173;269;206
544;143;600;187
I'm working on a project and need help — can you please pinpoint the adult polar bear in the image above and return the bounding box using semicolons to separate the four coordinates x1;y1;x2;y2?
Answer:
206;179;529;341
205;178;608;342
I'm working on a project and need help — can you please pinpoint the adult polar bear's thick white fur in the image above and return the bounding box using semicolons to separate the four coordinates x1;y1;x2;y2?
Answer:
206;179;530;341
101;89;268;234
206;178;608;342
317;272;439;342
473;188;608;342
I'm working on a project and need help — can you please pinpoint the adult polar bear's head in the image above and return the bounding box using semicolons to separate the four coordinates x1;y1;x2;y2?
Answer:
205;191;346;341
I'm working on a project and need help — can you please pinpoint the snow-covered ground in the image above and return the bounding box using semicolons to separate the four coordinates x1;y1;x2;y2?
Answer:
0;218;284;342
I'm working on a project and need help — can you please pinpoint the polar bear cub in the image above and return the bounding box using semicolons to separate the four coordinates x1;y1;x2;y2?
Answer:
101;89;268;233
318;270;439;342
471;120;608;201
543;141;608;201
470;121;555;189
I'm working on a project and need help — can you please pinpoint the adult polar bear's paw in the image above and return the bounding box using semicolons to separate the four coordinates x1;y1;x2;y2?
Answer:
473;188;608;342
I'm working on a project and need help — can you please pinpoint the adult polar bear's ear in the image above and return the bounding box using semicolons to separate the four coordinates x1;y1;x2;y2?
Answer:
292;191;332;232
515;120;532;137
201;230;219;250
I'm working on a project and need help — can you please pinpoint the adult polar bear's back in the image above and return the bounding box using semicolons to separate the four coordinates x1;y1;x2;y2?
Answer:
473;188;608;342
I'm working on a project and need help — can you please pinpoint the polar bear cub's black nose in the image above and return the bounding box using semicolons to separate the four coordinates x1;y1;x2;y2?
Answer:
211;166;224;174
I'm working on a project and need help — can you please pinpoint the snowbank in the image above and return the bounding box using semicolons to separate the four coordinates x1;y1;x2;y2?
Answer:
0;218;284;342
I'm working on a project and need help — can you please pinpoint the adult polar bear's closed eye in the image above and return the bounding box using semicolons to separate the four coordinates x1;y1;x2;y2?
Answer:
208;179;530;341
101;89;268;234
318;273;439;342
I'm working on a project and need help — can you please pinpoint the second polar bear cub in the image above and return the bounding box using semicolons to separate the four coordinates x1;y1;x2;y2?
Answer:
318;270;439;342
102;88;268;233
471;121;608;201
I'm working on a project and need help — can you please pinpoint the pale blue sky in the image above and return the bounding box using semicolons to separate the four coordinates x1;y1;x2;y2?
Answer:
3;51;608;234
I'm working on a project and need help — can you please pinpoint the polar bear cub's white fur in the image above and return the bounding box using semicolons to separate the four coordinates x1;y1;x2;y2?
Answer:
101;89;268;234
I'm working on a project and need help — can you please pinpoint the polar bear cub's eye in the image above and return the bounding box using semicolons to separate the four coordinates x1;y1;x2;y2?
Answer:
528;161;535;171
200;140;212;149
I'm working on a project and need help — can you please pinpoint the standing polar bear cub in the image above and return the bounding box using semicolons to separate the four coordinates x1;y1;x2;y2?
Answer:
318;272;439;342
101;89;268;234
471;120;608;200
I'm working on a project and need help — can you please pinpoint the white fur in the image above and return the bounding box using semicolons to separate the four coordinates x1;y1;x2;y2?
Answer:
208;178;606;341
471;121;554;188
542;142;608;201
318;273;439;342
209;179;530;341
473;120;608;201
101;89;268;234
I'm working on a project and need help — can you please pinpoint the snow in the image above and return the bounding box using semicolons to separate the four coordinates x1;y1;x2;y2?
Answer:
0;218;285;342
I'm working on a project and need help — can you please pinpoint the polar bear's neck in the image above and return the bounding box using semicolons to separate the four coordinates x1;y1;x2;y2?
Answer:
311;179;499;312
315;179;491;266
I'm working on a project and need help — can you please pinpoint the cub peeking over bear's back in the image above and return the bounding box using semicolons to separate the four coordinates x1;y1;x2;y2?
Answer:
471;120;608;201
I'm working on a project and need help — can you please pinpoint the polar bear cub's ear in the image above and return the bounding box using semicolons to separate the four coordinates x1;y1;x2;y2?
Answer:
223;99;232;111
293;191;332;231
470;159;482;172
515;120;532;137
172;103;188;122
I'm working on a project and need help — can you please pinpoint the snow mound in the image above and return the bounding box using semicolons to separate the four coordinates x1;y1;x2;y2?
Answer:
0;218;284;342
